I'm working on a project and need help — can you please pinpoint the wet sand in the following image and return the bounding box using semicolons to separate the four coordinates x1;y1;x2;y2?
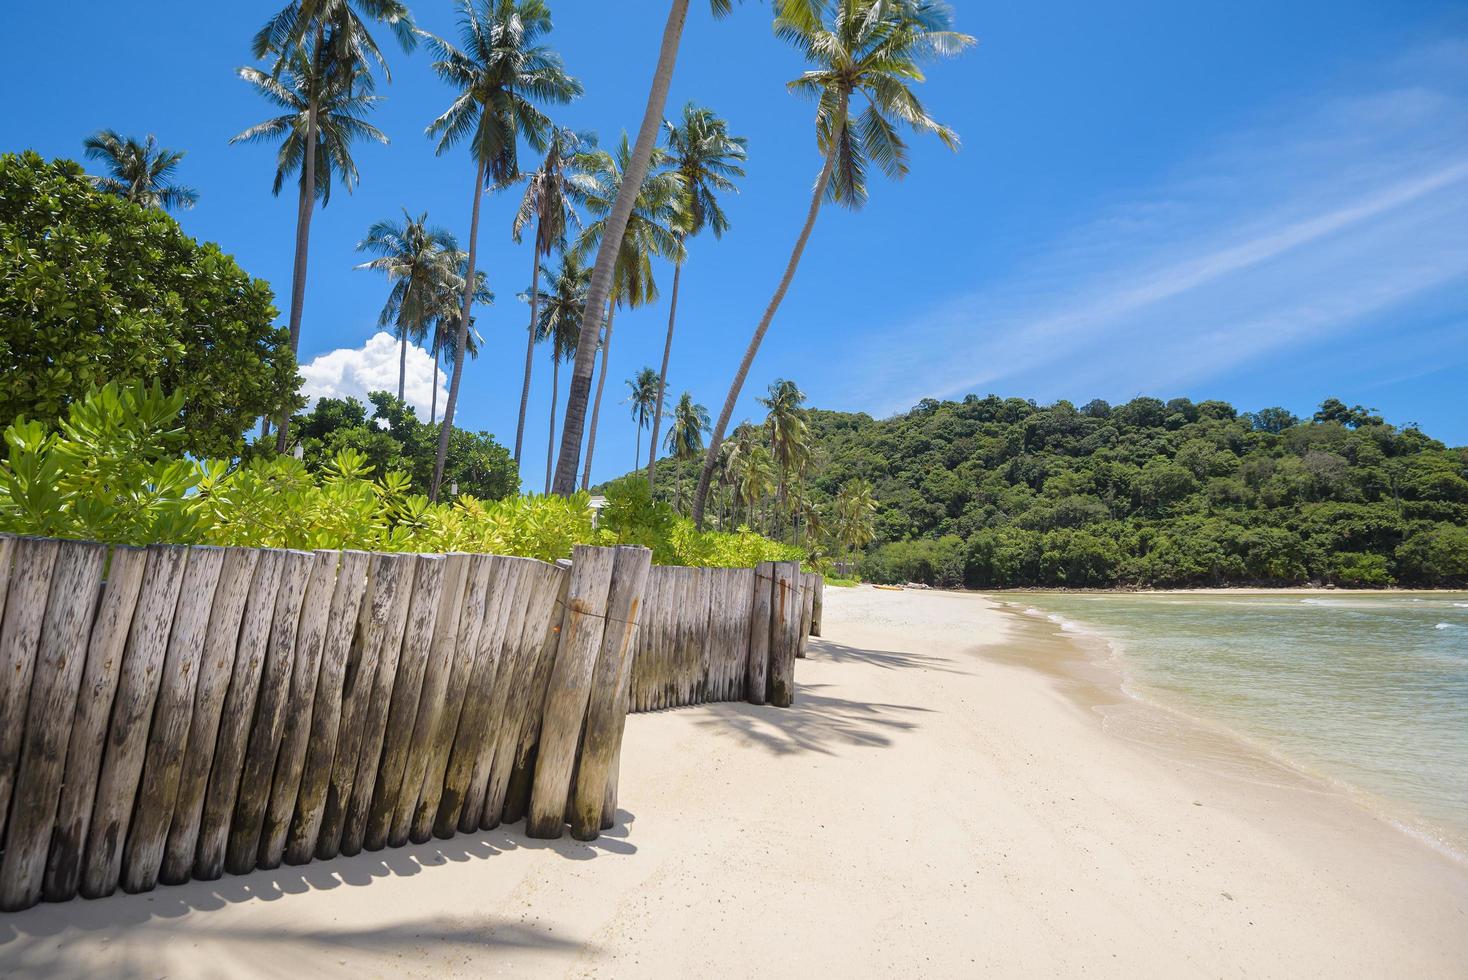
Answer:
1;585;1464;977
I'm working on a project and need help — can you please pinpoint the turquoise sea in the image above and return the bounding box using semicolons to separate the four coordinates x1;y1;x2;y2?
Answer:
1007;592;1468;859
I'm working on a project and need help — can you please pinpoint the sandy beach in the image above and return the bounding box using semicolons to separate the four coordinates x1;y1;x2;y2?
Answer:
2;585;1465;978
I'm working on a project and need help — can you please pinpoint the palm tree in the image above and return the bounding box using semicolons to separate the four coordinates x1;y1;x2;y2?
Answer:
354;209;460;402
82;131;198;210
427;253;493;422
245;0;415;450
510;126;594;466
626;367;661;470
665;391;711;512
550;0;735;496
759;377;811;534
647;103;746;489
529;253;591;492
570;134;684;490
691;0;973;525
422;0;582;499
832;478;877;553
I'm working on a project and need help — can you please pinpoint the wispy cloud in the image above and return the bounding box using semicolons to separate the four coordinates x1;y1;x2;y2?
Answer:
299;331;449;421
851;38;1468;414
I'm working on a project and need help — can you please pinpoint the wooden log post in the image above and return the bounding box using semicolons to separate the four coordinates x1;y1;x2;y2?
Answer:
81;544;188;899
337;553;420;858
768;560;801;708
746;562;774;707
223;549;313;877
43;545;147;902
158;547;260;887
796;571;817;659
362;554;444;851
498;562;570;827
284;550;371;865
731;567;755;702
0;537;61;847
0;540;106;912
810;574;824;637
524;546;617;839
411;553;490;843
192;549;287;881
695;567;714;702
320;552;414;860
569;546;651;841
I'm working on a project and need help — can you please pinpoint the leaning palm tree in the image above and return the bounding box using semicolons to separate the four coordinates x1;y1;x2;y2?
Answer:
245;0;415;450
529;253;591;492
510;126;594;465
691;0;973;525
422;0;582;499
551;0;736;496
82;131;198;210
647;104;746;488
665;391;711;512
427;253;493;422
571;134;684;490
625;367;661;470
353;209;460;402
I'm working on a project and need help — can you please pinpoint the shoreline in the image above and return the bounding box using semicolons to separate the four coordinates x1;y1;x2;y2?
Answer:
2;585;1464;976
986;596;1468;866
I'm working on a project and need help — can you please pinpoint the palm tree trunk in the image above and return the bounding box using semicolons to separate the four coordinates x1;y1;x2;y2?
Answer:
646;257;682;488
552;0;691;495
514;238;542;464
634;419;642;472
545;354;560;494
399;324;409;403
691;95;846;527
274;28;323;455
430;339;440;424
431;155;488;500
580;302;615;491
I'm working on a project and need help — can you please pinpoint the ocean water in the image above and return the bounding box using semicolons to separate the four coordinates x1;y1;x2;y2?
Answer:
1008;592;1468;858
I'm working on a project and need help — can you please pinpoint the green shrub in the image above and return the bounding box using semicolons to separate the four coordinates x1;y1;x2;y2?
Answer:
1328;552;1395;587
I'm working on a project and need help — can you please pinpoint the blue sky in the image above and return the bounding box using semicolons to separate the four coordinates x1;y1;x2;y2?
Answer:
3;0;1466;490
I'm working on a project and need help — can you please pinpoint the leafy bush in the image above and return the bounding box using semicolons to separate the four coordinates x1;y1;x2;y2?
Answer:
1;152;294;457
598;476;802;567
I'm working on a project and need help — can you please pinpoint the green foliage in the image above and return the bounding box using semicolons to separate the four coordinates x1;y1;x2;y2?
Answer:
790;393;1468;588
0;152;294;457
598;475;802;568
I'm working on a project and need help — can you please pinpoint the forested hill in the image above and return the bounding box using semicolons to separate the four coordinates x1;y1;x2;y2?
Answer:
791;395;1467;588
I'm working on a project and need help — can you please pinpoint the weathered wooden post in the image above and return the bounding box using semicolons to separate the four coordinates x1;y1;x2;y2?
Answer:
0;537;62;852
767;561;801;707
525;546;617;839
746;562;775;706
810;573;824;637
797;571;818;659
569;546;652;840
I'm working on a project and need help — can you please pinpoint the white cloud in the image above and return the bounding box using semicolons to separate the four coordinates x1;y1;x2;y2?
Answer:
849;39;1468;414
298;331;449;420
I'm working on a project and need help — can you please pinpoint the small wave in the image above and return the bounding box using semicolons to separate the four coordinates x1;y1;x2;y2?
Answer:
1435;623;1456;631
1454;602;1468;609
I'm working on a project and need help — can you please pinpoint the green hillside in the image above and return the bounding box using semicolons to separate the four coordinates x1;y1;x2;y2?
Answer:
641;394;1468;589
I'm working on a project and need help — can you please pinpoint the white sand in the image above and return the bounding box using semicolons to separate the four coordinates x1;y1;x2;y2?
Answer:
2;585;1465;978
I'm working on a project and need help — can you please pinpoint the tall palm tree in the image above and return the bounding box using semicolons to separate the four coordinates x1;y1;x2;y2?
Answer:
691;0;972;525
647;103;746;489
570;134;684;490
665;391;711;512
422;0;581;499
759;377;811;533
529;253;591;492
832;477;877;552
82;131;198;210
246;0;415;450
353;209;460;402
427;253;493;422
551;0;735;496
510;126;594;466
626;367;661;470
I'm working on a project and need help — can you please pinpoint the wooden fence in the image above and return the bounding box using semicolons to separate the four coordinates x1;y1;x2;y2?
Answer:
0;535;822;912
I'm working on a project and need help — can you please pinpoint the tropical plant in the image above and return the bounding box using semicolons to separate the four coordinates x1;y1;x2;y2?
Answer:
430;255;494;423
529;253;591;492
354;209;460;402
422;0;582;499
759;377;811;530
831;478;877;552
570;134;684;489
647;103;746;487
81;130;198;211
665;391;711;511
240;0;414;448
0;152;293;457
510;126;594;464
550;0;736;496
626;367;661;469
691;0;973;525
